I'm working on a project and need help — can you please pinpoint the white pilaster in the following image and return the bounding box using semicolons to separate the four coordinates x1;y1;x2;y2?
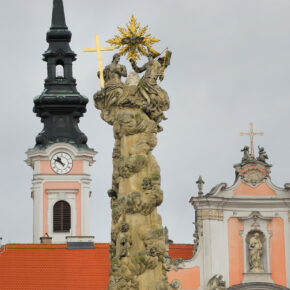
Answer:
32;179;43;243
201;218;229;285
81;176;92;236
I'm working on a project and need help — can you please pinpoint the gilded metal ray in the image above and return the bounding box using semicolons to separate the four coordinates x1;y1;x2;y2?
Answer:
107;15;160;61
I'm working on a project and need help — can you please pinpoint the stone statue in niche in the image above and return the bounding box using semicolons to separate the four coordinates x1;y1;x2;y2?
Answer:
248;231;264;273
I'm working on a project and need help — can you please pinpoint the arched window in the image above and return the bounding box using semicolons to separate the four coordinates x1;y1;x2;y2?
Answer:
53;200;71;232
56;64;64;78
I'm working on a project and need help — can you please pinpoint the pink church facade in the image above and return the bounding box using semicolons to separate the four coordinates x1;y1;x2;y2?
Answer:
168;153;290;289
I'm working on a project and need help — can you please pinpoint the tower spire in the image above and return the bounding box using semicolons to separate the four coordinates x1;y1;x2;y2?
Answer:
51;0;67;29
46;0;73;56
27;0;96;245
33;0;88;149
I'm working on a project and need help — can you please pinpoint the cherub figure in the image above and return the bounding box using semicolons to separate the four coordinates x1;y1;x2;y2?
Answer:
257;146;268;163
241;146;250;163
207;275;226;290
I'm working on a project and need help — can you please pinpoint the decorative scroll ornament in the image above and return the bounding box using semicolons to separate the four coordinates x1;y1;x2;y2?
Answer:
107;15;160;61
242;168;265;186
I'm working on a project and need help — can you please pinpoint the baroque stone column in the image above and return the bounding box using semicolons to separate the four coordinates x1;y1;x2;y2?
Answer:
94;52;176;290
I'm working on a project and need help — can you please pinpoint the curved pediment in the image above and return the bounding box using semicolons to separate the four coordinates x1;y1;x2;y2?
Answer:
228;282;290;290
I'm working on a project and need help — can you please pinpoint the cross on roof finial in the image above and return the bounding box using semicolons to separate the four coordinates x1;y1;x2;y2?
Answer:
240;122;264;157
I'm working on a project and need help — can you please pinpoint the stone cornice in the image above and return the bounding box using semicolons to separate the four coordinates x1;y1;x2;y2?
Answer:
196;208;224;221
45;189;78;194
32;174;91;182
190;196;290;210
227;282;290;290
237;211;273;222
26;143;97;166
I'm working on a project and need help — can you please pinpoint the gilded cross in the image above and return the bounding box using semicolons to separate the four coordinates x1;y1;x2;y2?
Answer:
240;122;264;156
83;34;114;88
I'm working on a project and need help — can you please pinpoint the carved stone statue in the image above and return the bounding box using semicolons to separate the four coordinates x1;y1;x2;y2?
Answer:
169;280;181;290
248;232;264;273
207;275;226;290
241;146;250;163
130;52;171;131
257;146;268;163
94;53;127;124
196;176;205;196
94;51;174;289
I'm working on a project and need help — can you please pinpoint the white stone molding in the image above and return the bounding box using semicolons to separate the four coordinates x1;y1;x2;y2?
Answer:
26;143;96;168
243;272;273;283
192;196;290;211
200;175;290;200
66;236;95;243
196;208;224;221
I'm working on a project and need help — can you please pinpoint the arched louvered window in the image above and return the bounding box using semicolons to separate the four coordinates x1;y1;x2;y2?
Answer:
53;200;71;232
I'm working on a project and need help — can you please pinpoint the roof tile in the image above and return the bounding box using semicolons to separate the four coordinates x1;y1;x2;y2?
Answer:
0;243;193;289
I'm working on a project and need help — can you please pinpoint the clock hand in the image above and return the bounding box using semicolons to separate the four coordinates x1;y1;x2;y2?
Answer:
54;157;65;167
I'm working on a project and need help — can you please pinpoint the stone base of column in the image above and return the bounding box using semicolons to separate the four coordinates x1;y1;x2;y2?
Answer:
243;272;273;283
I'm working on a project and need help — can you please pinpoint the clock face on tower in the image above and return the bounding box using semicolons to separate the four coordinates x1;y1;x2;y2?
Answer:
50;152;73;174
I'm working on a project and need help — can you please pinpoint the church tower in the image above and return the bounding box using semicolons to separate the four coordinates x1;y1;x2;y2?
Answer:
26;0;96;243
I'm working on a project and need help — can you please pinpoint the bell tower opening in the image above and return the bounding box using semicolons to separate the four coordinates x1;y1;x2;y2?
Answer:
56;63;64;78
53;200;71;232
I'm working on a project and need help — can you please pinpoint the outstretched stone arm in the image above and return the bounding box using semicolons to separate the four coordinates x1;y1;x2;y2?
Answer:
130;59;147;73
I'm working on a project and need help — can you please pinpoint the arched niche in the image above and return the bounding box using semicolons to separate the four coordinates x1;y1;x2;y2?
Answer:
55;61;64;78
246;229;267;273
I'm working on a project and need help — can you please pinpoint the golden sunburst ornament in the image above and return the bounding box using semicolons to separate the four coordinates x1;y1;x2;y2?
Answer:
107;15;160;61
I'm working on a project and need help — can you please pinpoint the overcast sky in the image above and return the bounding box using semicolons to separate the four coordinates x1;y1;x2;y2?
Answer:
1;0;290;244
